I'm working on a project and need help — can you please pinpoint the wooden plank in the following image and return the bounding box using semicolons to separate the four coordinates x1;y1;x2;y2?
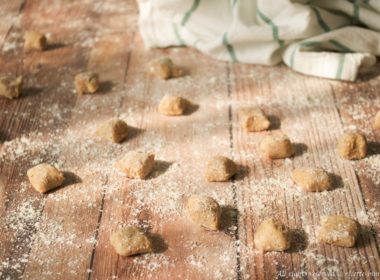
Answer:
20;1;138;279
332;69;380;264
89;35;240;279
0;0;97;279
1;0;380;279
0;0;24;48
230;64;380;279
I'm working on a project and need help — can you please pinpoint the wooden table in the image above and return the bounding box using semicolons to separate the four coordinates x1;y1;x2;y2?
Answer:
1;1;379;279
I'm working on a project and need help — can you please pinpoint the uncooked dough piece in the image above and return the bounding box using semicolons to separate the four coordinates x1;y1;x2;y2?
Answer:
260;133;294;159
186;195;221;230
0;76;22;99
95;119;128;143
205;155;237;182
24;31;47;51
254;219;291;252
149;57;183;79
115;151;155;179
75;72;99;95
318;215;360;247
239;107;270;132
337;132;367;160
158;94;189;116
27;163;64;193
373;110;380;129
292;167;332;192
110;226;153;256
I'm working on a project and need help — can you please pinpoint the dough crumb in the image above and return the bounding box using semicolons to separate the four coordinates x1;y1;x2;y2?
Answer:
254;219;290;252
318;215;360;247
292;167;332;192
158;94;189;116
24;31;47;51
239;107;270;132
110;226;153;256
27;163;64;193
115;151;155;179
149;57;182;79
0;76;23;99
186;195;221;230
75;72;99;95
95;119;128;143
373;110;380;129
337;132;367;160
260;133;294;159
205;155;237;182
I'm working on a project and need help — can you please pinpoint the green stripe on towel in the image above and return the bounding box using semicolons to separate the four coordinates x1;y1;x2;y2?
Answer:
181;0;201;26
173;23;185;46
336;54;345;79
352;0;360;25
329;40;353;52
257;8;285;48
222;33;238;63
311;6;331;32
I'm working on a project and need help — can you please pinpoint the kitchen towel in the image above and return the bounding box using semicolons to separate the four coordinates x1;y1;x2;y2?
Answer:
137;0;380;81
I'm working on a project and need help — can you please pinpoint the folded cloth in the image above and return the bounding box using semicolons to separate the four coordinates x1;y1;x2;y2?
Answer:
137;0;380;81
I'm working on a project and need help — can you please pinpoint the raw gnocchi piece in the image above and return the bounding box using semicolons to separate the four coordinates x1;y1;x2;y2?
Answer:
337;132;367;160
239;107;270;132
260;133;294;159
254;219;291;252
0;76;22;99
149;57;182;79
110;226;153;256
115;151;155;179
95;119;128;143
27;163;64;193
24;31;47;51
205;155;237;182
75;72;99;95
186;195;221;230
158;94;189;116
318;215;360;247
292;167;332;192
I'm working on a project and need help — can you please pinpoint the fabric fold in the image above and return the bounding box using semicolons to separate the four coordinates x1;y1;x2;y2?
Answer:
137;0;380;81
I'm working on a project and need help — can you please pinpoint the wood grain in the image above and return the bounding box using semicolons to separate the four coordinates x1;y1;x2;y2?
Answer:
229;65;380;279
89;35;240;279
1;0;380;279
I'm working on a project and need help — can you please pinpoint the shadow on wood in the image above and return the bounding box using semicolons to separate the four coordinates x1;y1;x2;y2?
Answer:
357;225;375;249
22;87;44;98
368;141;380;156
0;129;12;142
220;205;238;236
98;80;115;94
148;232;168;253
62;171;82;188
234;164;250;182
288;228;308;253
268;115;281;130
48;171;82;194
184;102;199;116
46;43;66;51
148;160;173;179
125;126;144;142
329;172;344;191
293;143;308;157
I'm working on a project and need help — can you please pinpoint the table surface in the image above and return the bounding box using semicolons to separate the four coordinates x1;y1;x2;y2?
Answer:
1;1;380;279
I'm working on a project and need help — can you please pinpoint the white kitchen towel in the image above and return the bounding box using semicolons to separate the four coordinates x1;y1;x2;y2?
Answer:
137;0;380;81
